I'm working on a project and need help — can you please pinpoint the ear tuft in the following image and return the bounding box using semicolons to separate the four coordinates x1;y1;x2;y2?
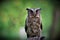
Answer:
38;8;41;10
26;8;29;10
40;8;41;10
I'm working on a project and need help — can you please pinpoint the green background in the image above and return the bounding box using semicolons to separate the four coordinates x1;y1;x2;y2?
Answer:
0;0;54;39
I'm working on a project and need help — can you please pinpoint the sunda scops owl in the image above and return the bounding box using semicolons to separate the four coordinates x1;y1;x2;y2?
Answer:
25;8;42;38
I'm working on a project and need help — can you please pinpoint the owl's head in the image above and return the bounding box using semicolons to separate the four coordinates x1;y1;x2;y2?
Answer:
26;8;41;18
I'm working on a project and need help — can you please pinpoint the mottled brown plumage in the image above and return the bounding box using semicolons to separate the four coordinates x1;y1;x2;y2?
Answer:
25;8;42;38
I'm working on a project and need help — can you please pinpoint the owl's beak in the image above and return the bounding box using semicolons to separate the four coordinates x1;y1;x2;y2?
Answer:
33;12;36;16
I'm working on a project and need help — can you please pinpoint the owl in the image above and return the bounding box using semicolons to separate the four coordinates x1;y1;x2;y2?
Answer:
25;8;42;38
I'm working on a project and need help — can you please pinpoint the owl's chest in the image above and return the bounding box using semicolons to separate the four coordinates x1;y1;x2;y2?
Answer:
28;17;40;26
28;17;40;33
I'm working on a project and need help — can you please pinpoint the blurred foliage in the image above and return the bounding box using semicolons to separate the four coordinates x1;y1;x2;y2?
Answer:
0;0;53;39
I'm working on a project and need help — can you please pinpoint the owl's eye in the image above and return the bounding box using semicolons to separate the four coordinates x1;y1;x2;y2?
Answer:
30;10;33;13
29;10;34;16
36;10;40;17
36;10;38;12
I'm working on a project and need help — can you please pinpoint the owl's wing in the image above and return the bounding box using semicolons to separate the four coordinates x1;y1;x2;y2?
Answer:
25;17;28;33
25;18;30;38
40;15;42;30
41;23;42;30
25;19;27;33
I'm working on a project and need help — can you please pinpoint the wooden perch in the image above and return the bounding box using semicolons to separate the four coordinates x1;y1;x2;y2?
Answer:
27;36;45;40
